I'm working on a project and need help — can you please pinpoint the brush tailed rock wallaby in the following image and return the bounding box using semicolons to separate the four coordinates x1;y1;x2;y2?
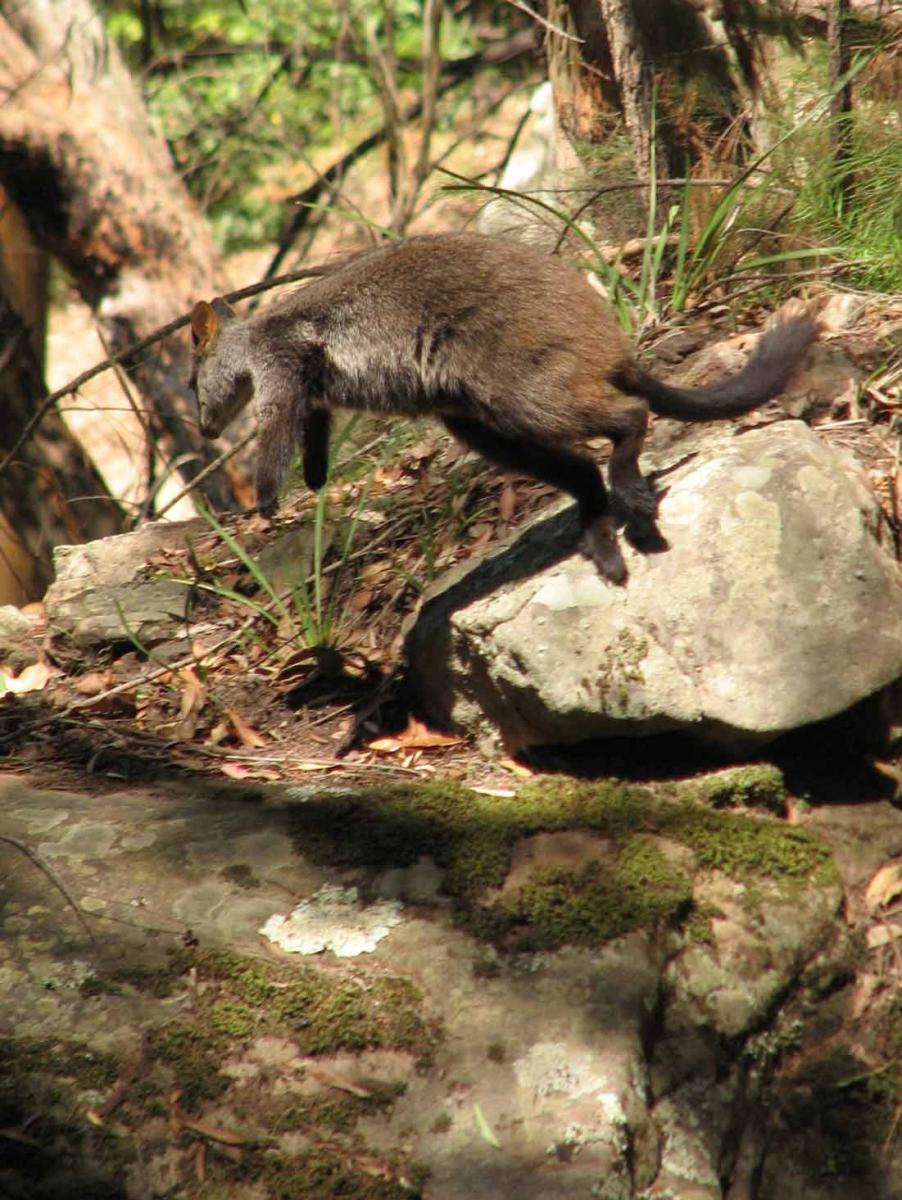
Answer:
190;233;816;584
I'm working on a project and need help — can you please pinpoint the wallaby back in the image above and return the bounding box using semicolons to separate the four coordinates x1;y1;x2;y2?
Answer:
190;232;816;583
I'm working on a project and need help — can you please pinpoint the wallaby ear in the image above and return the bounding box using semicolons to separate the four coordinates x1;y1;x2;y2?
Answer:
211;297;237;320
190;300;219;351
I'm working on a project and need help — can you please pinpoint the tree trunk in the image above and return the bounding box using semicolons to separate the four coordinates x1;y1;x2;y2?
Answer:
546;0;746;196
596;0;658;187
0;0;246;514
0;258;123;604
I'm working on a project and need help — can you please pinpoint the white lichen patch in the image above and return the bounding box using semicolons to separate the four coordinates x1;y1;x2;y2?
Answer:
513;1042;610;1099
259;885;404;957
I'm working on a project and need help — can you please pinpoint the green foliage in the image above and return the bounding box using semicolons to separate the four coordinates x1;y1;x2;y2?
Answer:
794;122;902;294
182;416;372;651
99;0;485;250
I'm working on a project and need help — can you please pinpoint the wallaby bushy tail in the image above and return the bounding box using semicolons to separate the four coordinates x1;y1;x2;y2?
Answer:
615;314;817;422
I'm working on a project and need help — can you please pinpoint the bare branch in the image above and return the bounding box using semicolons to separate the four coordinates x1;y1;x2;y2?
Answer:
263;27;538;280
504;0;584;42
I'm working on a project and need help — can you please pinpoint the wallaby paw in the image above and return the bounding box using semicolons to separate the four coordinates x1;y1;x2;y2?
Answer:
255;498;279;520
304;468;327;491
624;515;669;554
581;520;627;585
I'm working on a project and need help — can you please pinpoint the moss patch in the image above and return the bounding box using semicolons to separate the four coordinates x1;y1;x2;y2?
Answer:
0;1036;119;1091
259;1145;428;1198
483;837;693;951
3;948;434;1199
285;776;835;951
689;764;787;814
138;949;435;1112
0;1036;133;1189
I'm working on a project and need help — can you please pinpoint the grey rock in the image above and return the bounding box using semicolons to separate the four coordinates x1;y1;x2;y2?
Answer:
0;604;37;667
406;421;902;750
43;518;208;646
42;517;334;648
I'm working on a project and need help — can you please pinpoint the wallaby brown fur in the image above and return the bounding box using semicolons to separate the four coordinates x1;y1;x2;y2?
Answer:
189;233;816;583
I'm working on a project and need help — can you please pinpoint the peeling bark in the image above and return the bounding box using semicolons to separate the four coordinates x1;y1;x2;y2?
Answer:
0;262;123;603
0;0;245;512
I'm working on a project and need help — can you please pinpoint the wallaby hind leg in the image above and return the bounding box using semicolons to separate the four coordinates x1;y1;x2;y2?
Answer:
300;407;331;490
441;414;627;584
604;397;655;518
603;398;668;554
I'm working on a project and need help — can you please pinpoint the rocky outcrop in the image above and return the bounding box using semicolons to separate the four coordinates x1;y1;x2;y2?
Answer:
406;420;902;751
4;766;900;1200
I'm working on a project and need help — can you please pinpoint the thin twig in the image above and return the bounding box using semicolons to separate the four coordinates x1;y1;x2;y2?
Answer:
0;834;96;945
154;431;255;519
504;0;584;41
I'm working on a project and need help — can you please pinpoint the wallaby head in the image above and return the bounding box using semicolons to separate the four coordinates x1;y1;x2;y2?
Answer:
188;233;815;583
190;297;252;438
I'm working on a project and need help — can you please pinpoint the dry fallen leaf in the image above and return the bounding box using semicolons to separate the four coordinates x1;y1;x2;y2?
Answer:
368;736;403;753
208;720;230;746
499;756;533;778
867;922;902;949
181;1117;249;1147
401;718;464;749
0;660;56;695
306;1066;372;1098
177;667;207;740
73;669;115;696
367;716;463;754
865;863;902;912
498;483;517;522
227;708;267;748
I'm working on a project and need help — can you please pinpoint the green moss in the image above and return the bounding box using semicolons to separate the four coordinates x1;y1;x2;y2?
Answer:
208;999;257;1039
594;628;650;713
489;837;692;951
273;972;431;1060
221;863;261;889
678;809;835;884
107;946;196;997
135;947;435;1120
431;1112;453;1134
684;902;724;945
285;776;835;952
201;949;279;1006
270;1082;406;1136
79;974;123;997
0;1037;120;1091
691;765;787;813
145;1021;231;1107
259;1146;424;1199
